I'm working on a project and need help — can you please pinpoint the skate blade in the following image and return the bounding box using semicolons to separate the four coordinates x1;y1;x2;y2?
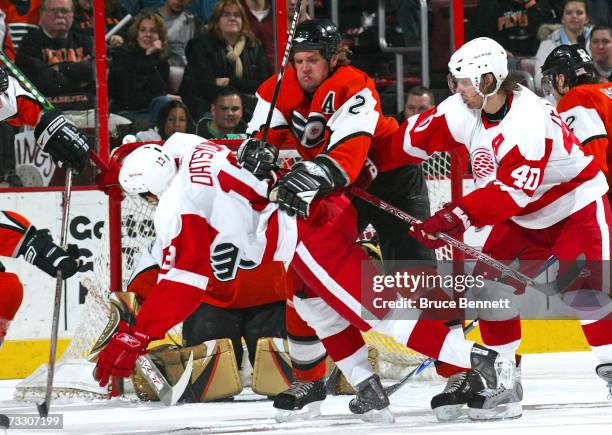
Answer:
434;404;469;422
469;402;522;421
275;401;322;423
359;407;395;424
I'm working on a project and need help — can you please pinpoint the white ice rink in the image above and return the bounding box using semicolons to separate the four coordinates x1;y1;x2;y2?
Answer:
1;351;610;434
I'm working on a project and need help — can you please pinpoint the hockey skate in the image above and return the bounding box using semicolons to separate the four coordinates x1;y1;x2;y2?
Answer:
430;370;484;421
595;363;612;400
467;344;522;421
273;379;326;423
348;374;394;423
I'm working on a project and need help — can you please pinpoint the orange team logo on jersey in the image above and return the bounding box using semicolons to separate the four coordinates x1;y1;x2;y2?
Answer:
43;47;86;65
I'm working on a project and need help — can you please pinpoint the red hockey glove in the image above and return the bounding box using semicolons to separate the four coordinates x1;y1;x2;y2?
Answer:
93;321;151;396
410;203;471;249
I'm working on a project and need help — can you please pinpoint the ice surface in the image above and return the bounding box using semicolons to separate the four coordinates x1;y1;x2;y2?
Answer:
1;352;610;434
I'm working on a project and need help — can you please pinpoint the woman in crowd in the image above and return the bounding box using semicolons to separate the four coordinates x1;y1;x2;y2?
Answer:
135;100;195;142
180;0;268;119
535;0;593;89
109;12;173;131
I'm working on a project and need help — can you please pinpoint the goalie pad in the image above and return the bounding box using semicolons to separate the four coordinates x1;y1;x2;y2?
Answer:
327;346;379;395
133;338;242;402
252;337;294;396
88;292;141;362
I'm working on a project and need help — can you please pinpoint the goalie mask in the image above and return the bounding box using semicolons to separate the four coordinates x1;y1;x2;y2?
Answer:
119;144;177;204
447;37;508;108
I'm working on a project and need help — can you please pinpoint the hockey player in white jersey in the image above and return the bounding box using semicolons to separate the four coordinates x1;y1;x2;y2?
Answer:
93;133;519;422
372;37;612;420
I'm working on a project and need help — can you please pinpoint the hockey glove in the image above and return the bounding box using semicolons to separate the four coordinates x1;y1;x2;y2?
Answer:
270;159;336;218
0;67;8;94
34;109;91;174
236;138;279;181
18;227;81;278
410;203;471;249
94;321;152;396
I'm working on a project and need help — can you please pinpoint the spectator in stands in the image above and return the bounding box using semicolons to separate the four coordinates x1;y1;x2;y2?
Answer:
180;0;268;119
72;0;127;47
108;12;172;131
396;86;435;123
196;86;246;139
551;1;611;25
16;0;94;111
0;7;16;59
589;24;612;81
468;0;556;58
135;99;194;141
0;0;41;51
155;0;201;67
535;0;593;89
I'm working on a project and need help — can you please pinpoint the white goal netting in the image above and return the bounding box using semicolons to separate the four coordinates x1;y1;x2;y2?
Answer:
14;147;461;400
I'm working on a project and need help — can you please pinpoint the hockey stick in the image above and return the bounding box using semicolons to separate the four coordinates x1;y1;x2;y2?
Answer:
384;320;479;396
136;351;194;406
259;0;302;147
37;168;73;418
0;50;108;171
349;186;585;296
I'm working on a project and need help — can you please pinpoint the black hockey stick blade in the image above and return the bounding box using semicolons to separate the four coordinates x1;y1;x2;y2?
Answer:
36;400;49;418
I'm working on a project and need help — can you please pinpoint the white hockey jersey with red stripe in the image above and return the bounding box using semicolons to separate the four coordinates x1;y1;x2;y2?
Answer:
135;133;297;337
373;86;608;229
0;74;44;126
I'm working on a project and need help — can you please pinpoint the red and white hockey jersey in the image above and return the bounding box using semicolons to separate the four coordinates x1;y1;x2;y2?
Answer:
0;73;44;126
556;82;612;190
247;64;398;185
373;86;608;229
135;133;297;338
0;210;29;257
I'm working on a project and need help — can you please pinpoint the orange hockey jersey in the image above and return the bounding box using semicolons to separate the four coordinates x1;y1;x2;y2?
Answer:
0;210;30;257
557;82;612;190
0;0;41;49
247;64;398;185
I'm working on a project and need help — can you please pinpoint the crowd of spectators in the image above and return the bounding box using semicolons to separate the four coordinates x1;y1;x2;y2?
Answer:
0;0;610;187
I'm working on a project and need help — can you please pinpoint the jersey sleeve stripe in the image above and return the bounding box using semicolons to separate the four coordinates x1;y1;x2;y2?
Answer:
161;268;209;290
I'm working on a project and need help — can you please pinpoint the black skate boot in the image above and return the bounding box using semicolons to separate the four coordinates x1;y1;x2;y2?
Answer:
273;379;326;422
348;374;394;423
430;370;484;421
595;363;612;400
467;344;522;421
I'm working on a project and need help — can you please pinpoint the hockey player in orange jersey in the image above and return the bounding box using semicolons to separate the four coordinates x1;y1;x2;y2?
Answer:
242;18;436;418
0;211;81;347
541;44;612;203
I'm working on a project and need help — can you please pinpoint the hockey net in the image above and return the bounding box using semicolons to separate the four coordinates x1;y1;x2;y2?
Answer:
14;145;462;400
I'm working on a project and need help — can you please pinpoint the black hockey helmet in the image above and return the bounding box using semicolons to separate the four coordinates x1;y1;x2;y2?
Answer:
541;44;597;89
293;19;341;62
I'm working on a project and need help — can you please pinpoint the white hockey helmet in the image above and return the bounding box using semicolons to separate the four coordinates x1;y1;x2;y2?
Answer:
118;144;177;199
448;37;508;96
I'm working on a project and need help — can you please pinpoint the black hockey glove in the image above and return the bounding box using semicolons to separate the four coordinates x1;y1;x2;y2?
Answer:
34;109;91;174
270;159;337;218
0;66;8;94
18;227;81;278
236;138;279;180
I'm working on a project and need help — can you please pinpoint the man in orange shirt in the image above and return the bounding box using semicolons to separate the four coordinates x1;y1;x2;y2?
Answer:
541;44;612;202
